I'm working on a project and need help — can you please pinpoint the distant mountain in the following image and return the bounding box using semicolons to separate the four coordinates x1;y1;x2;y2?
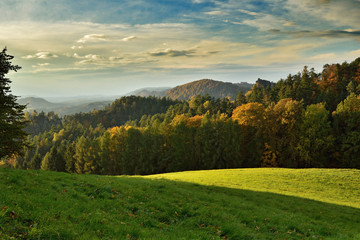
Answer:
166;79;253;100
17;97;111;116
18;97;63;110
125;87;170;97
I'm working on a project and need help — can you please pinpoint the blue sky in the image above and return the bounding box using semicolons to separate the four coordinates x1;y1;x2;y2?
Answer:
1;0;359;98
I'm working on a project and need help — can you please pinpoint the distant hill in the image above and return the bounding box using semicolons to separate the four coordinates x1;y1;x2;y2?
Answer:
125;87;170;97
17;97;111;116
18;97;63;110
166;79;253;100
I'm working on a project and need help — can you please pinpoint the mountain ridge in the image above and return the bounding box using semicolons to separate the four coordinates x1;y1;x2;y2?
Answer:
18;79;255;114
166;79;253;100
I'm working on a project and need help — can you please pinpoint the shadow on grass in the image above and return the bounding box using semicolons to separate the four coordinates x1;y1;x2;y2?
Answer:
1;168;359;239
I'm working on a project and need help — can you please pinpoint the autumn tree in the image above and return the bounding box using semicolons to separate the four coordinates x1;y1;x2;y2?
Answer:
265;99;303;167
232;102;265;127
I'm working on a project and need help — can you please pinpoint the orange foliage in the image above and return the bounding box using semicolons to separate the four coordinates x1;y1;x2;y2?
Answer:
186;115;203;128
317;64;338;91
354;64;360;83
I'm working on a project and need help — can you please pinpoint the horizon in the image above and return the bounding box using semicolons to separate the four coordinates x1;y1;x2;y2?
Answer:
17;78;250;101
1;0;359;98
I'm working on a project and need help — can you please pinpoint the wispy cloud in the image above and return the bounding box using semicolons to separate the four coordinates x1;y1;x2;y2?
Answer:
240;14;296;31
32;63;51;68
283;0;360;29
269;29;360;41
238;9;260;16
22;52;58;59
205;11;227;16
149;48;196;57
309;53;336;61
122;36;136;41
77;34;108;43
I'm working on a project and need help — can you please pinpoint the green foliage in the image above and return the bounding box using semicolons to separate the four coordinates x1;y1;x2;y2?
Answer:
333;93;360;168
298;103;334;167
0;48;28;159
66;96;179;129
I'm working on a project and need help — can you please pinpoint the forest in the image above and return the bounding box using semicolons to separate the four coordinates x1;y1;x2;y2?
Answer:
8;57;360;175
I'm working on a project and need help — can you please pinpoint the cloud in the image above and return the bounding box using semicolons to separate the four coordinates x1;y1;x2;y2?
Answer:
122;36;136;41
22;52;58;59
269;29;360;40
309;53;336;61
149;48;197;57
205;11;227;16
32;63;51;68
71;45;83;49
283;0;360;29
240;14;296;31
192;0;210;3
73;53;103;64
238;9;260;16
77;34;108;43
349;49;360;57
282;21;296;27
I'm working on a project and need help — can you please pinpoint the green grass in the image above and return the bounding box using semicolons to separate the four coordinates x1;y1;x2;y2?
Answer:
147;168;360;209
0;168;359;239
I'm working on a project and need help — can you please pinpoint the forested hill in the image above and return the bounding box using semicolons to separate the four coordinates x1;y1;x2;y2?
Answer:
125;87;170;97
10;57;360;175
65;96;181;129
18;97;111;116
18;97;61;110
166;79;253;100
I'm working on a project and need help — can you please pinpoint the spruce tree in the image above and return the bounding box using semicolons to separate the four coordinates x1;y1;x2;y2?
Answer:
0;48;28;159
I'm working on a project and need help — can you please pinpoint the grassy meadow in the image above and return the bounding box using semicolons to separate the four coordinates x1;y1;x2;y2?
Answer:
0;167;359;239
147;168;360;209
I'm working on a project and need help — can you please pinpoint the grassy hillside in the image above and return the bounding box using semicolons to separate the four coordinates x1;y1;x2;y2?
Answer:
1;168;359;239
148;168;360;208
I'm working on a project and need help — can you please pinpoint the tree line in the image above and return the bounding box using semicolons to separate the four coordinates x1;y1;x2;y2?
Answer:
2;48;360;174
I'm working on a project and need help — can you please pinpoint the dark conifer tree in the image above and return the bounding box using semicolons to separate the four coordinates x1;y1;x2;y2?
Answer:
0;48;28;159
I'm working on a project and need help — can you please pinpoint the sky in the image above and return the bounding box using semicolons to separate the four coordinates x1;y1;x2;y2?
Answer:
1;0;359;98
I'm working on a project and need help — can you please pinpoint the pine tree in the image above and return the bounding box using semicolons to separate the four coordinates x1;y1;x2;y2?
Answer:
0;48;28;159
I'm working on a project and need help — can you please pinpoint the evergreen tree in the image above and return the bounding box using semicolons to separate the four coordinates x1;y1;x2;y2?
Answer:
0;48;28;159
298;103;334;167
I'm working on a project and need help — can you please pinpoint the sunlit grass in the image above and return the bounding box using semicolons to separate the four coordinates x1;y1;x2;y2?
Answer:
147;168;360;208
1;168;359;239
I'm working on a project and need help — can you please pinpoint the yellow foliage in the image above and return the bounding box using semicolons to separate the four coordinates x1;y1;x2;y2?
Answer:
232;102;265;126
203;100;212;110
273;98;303;125
171;114;189;126
53;129;65;142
